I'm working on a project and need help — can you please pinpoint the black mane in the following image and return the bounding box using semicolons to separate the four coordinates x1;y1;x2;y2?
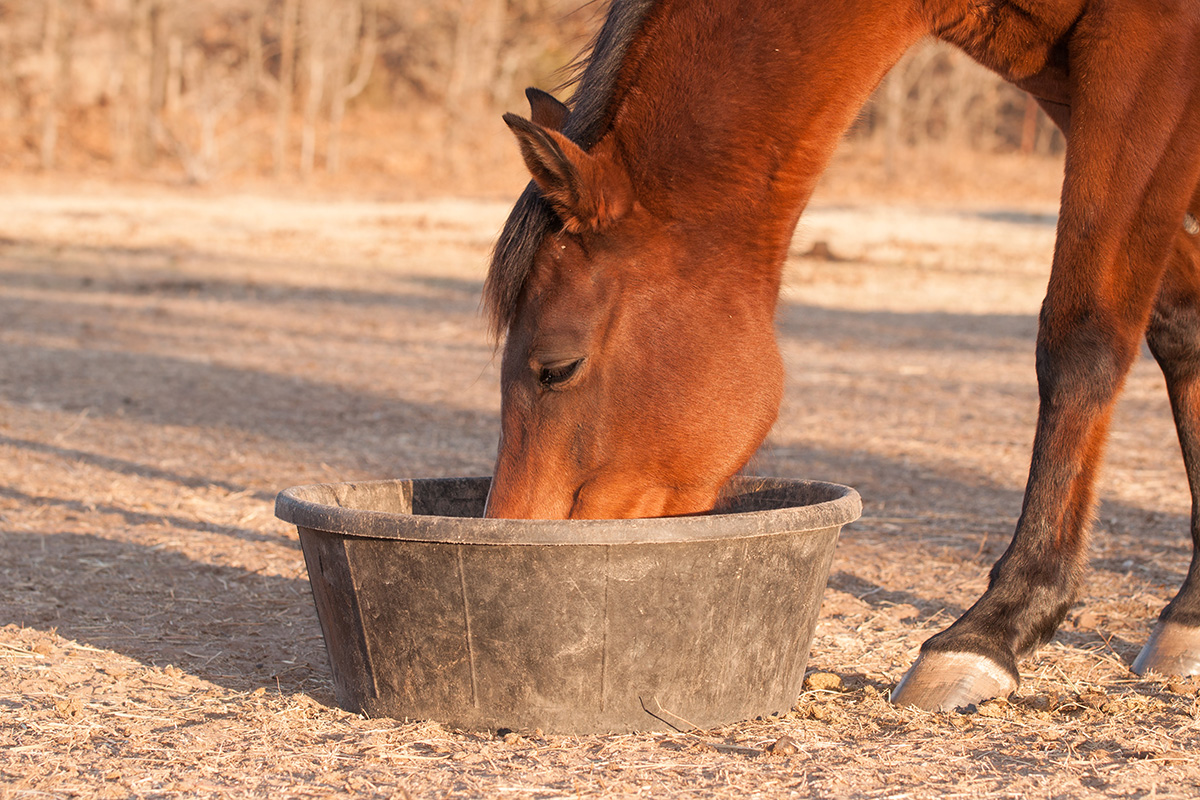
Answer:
483;0;657;339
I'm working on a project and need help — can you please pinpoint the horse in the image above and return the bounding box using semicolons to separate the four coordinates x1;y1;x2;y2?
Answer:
481;0;1200;711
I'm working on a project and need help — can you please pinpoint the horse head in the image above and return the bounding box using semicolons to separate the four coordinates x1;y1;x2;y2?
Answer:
483;92;784;519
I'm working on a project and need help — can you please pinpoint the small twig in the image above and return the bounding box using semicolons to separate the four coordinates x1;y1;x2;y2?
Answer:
639;697;701;733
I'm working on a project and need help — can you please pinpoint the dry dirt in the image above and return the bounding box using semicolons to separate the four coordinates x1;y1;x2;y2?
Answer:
4;160;1200;799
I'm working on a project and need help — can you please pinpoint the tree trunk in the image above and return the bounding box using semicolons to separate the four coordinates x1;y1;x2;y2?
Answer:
881;60;904;180
445;0;506;178
1020;94;1039;155
274;0;299;177
39;0;62;170
166;34;182;113
149;1;170;124
299;0;326;178
131;0;155;167
447;0;505;108
327;0;377;175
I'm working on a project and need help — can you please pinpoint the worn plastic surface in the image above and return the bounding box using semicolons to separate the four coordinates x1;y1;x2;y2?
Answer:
275;476;861;734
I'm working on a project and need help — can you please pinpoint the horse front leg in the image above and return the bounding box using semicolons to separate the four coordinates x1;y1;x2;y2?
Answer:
891;280;1141;709
1133;194;1200;677
891;13;1200;710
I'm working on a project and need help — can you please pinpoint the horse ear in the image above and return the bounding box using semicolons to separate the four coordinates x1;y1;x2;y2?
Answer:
525;88;569;131
503;113;633;233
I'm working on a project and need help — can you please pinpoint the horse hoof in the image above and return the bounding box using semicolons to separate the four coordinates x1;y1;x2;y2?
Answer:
890;651;1017;711
1132;620;1200;676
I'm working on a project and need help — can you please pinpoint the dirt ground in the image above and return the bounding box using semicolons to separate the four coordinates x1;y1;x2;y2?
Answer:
5;155;1200;799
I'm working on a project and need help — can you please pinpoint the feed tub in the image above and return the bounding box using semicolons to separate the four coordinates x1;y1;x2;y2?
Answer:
275;476;860;734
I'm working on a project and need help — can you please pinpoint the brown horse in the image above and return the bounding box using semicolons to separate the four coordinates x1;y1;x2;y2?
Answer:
482;0;1200;711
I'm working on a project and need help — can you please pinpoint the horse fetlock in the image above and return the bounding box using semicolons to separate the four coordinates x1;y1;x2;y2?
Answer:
983;558;1083;656
1013;587;1082;656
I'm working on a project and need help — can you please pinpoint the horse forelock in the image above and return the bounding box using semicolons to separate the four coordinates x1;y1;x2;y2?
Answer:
484;0;659;340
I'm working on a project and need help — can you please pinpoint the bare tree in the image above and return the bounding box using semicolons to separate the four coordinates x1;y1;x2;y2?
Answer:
326;0;377;174
153;4;257;183
273;0;299;176
446;0;506;109
298;0;328;177
106;0;154;170
131;0;157;166
38;0;67;169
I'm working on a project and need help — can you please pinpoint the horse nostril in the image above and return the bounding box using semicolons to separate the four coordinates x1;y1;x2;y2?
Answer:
538;358;585;388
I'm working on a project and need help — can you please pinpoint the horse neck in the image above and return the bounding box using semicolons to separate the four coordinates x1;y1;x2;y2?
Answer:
608;0;925;281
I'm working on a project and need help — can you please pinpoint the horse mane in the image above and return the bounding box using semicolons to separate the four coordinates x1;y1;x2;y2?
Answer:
483;0;659;339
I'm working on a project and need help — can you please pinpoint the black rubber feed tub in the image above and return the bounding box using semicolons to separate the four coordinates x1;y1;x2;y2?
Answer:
275;476;861;734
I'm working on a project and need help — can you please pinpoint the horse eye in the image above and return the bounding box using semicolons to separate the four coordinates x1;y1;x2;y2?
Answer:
538;358;584;388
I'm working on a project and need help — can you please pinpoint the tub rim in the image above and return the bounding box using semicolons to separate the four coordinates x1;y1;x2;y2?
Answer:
275;476;861;546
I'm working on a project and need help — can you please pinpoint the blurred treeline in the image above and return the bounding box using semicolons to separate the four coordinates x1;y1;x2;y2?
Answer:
2;0;1062;192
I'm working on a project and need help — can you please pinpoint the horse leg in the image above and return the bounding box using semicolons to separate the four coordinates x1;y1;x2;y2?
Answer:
891;15;1200;710
1133;190;1200;677
891;298;1137;709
